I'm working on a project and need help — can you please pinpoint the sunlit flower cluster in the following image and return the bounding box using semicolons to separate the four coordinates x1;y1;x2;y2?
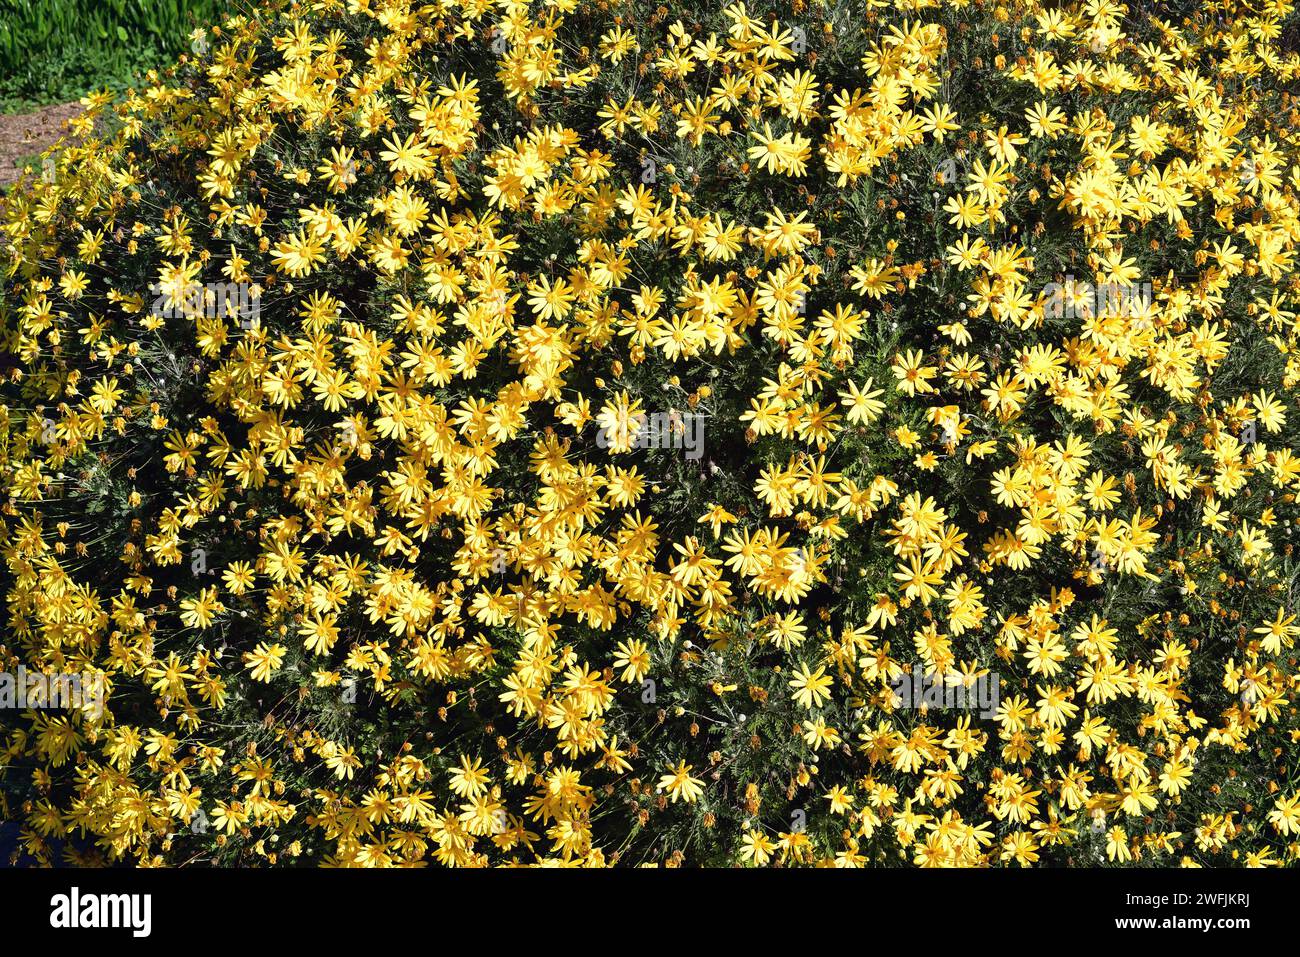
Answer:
2;0;1300;868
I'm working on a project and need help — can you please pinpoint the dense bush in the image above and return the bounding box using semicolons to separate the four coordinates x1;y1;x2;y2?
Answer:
3;0;1300;867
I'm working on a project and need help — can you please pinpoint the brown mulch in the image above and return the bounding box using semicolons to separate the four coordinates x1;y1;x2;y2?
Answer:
0;102;83;189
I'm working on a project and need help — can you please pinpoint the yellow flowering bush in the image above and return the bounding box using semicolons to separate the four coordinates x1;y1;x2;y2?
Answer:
3;0;1300;867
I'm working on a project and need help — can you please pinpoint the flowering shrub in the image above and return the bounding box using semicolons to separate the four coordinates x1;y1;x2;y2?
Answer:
3;0;1300;867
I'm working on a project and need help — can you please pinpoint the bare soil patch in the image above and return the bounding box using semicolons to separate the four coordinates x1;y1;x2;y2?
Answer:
0;102;83;188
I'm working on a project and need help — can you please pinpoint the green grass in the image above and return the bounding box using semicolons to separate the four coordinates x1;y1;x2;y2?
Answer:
11;148;42;175
0;0;227;112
